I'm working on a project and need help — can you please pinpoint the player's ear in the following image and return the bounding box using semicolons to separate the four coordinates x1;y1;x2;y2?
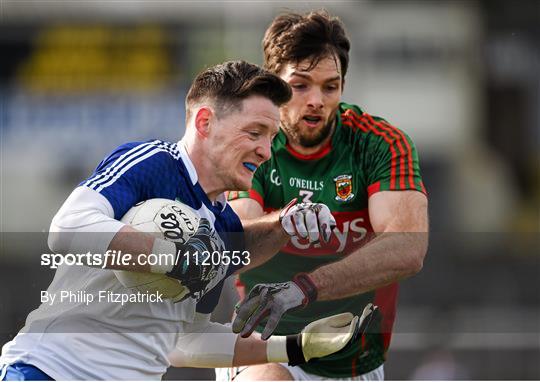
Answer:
194;106;213;138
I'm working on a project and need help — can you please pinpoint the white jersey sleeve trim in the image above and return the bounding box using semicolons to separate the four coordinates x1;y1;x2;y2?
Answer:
177;140;198;185
48;186;125;255
168;312;238;368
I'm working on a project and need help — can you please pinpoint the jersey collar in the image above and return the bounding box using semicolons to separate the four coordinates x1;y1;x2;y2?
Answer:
285;139;332;160
177;140;198;184
177;140;227;212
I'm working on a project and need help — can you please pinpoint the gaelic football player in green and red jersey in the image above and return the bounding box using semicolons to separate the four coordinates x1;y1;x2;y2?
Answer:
221;10;429;381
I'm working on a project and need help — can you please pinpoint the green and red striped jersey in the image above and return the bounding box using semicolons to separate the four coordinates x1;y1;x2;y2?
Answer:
230;102;426;377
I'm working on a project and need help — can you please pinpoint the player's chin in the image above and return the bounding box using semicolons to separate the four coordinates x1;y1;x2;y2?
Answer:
230;174;253;191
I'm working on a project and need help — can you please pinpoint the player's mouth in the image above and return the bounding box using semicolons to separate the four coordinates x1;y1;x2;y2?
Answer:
242;162;257;173
302;115;323;128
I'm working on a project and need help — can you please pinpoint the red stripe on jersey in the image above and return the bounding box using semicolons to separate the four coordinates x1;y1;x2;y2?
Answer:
341;111;368;133
373;283;399;352
351;330;368;377
367;181;381;196
343;109;415;191
351;354;358;377
372;119;407;189
285;140;332;160
249;189;264;208
362;113;415;190
235;277;247;300
342;111;399;189
378;119;415;189
420;181;427;194
357;114;405;190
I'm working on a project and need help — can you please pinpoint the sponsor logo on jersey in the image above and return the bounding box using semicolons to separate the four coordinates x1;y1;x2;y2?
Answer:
286;210;372;254
270;169;281;186
333;174;354;202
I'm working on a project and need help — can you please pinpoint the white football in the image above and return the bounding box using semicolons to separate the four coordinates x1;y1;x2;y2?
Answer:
114;198;200;301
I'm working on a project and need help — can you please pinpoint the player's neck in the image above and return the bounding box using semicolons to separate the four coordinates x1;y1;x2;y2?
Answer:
184;142;220;201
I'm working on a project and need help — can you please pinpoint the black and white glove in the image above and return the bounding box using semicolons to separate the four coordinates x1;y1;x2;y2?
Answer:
232;273;318;340
279;199;336;243
165;218;220;296
266;304;378;366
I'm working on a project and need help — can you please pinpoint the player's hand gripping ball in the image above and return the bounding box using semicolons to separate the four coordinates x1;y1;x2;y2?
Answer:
114;198;201;302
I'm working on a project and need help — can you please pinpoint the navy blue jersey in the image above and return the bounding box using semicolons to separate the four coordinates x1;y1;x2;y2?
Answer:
81;139;245;313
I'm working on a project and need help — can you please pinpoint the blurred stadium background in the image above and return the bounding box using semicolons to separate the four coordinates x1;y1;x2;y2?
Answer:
1;0;538;379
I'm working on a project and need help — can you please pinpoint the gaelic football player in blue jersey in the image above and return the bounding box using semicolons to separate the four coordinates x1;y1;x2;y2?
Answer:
0;61;368;380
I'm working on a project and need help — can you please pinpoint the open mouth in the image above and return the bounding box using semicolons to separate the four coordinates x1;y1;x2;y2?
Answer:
303;115;322;126
243;162;257;172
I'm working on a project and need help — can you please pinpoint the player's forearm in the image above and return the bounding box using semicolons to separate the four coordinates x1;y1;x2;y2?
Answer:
240;212;289;271
232;332;270;366
49;195;167;274
105;225;156;272
310;231;428;300
168;325;287;368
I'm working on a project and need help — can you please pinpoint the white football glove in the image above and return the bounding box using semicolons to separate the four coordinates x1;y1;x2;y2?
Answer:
267;304;378;366
279;199;336;243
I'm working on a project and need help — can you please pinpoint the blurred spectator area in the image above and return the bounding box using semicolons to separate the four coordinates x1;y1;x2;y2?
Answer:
1;0;538;233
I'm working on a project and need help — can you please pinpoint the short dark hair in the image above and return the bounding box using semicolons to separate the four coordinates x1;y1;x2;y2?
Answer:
263;10;350;80
185;60;292;121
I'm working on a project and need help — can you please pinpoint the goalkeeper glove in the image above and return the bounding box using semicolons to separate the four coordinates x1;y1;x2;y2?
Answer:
266;304;377;366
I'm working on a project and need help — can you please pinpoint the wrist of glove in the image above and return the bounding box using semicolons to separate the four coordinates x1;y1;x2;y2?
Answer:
266;304;377;366
232;273;317;340
279;199;336;244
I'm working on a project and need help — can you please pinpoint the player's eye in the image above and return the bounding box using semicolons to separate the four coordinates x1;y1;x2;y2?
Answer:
325;84;339;92
291;83;307;90
248;131;261;139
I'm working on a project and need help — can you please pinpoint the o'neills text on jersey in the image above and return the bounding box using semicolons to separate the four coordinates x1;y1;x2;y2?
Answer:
288;177;324;191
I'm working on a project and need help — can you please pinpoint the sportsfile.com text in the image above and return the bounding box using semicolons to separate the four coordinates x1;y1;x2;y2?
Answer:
40;250;251;269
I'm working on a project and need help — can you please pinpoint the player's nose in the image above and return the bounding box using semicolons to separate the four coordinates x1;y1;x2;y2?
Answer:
255;137;272;162
306;88;324;110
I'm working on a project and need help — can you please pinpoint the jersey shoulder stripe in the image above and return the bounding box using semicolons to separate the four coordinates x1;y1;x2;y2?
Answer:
84;140;160;189
83;140;181;193
341;109;417;190
341;108;417;190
